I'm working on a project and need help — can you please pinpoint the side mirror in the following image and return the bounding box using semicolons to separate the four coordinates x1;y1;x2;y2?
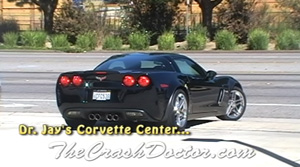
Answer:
206;70;217;80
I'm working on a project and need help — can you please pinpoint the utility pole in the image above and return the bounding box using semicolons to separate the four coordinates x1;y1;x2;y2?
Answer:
0;0;3;21
185;0;191;35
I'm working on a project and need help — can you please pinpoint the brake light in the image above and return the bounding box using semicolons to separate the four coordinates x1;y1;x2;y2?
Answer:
96;71;107;75
160;84;169;88
72;76;84;86
123;75;136;87
60;76;71;87
138;76;151;87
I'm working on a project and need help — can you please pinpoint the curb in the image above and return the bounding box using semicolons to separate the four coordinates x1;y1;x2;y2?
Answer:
1;49;300;54
0;49;64;53
88;50;300;54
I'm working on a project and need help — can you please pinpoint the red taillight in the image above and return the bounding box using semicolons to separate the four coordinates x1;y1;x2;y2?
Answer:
123;75;136;87
72;76;84;86
60;76;71;87
138;76;150;87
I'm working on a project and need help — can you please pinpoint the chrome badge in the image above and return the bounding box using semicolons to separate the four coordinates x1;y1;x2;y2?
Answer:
95;76;107;81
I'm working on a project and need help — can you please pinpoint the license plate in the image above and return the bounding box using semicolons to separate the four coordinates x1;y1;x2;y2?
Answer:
92;90;111;101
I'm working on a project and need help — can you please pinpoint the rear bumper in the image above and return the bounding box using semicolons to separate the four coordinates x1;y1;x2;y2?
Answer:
61;107;160;122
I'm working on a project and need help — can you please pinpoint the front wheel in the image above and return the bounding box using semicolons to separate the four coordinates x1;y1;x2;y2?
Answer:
217;87;246;121
164;89;189;131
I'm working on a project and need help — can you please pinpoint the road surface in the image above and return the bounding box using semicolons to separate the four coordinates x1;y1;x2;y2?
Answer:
0;52;299;167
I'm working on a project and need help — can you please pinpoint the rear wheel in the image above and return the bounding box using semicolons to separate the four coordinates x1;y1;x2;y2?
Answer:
65;119;96;130
165;89;188;131
217;87;246;121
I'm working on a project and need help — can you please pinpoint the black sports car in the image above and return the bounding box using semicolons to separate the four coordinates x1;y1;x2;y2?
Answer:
56;52;246;130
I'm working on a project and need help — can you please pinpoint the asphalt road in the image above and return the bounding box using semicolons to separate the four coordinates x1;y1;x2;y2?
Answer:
1;52;300;167
0;52;300;118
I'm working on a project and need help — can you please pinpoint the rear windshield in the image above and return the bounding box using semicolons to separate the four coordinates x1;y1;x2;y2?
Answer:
94;55;173;71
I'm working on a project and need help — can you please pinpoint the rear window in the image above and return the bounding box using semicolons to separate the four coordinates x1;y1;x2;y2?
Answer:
95;55;173;71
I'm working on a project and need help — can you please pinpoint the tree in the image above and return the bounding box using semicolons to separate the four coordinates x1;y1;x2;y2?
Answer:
194;0;223;39
53;0;107;44
216;0;256;43
53;0;85;43
276;0;300;29
123;0;180;44
8;0;58;33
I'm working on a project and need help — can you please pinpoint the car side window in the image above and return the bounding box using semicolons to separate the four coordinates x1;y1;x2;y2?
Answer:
108;61;125;70
141;61;164;68
174;58;206;78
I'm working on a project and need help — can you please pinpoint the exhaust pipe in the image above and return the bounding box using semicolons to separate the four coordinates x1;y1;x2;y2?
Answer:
95;114;101;120
112;114;119;121
106;114;113;121
88;114;95;120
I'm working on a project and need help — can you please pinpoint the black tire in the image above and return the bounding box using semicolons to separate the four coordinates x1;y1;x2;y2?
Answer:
217;87;246;121
65;119;96;130
164;89;189;131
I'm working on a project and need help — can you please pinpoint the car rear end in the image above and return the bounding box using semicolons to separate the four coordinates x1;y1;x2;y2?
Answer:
56;70;173;123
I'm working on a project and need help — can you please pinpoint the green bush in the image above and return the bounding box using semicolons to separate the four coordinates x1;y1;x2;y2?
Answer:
248;29;270;50
276;29;300;50
157;32;175;50
76;32;98;51
76;34;90;50
53;0;107;44
51;34;70;49
87;32;98;50
20;31;35;47
215;30;237;50
0;19;19;42
34;32;47;48
128;31;150;50
3;32;19;47
186;31;206;50
102;36;123;50
190;24;208;37
20;31;47;48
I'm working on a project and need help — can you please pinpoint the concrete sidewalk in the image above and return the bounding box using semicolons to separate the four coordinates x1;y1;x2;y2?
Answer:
0;112;299;167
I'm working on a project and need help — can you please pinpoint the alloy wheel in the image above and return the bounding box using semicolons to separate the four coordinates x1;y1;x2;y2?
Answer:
226;90;246;119
173;93;188;128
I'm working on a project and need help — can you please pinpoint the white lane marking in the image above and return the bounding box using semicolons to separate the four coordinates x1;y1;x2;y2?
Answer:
0;99;300;107
16;65;39;68
0;103;37;108
1;99;55;102
247;103;300;107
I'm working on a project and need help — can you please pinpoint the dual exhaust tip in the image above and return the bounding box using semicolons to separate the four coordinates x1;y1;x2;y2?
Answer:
88;113;119;121
88;113;101;120
106;114;119;121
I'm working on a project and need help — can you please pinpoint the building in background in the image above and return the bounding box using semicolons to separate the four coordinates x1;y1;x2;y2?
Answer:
0;0;67;30
0;0;42;30
0;0;117;30
0;0;281;31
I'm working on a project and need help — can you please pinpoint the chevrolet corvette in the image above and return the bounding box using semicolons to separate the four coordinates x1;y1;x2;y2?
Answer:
56;53;246;130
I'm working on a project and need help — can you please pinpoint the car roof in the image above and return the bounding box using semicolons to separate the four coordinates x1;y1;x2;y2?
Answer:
111;52;186;59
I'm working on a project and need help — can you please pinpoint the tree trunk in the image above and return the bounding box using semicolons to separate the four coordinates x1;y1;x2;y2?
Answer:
39;1;58;33
43;8;54;33
200;4;213;40
195;0;223;40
